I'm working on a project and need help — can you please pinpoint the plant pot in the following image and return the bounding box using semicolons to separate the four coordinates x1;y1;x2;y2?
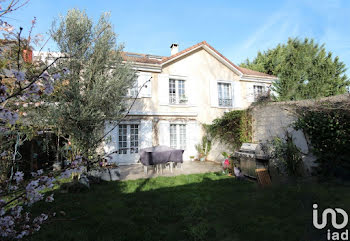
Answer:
200;157;205;162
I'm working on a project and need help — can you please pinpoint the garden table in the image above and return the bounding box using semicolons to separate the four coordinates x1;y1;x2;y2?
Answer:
139;145;184;174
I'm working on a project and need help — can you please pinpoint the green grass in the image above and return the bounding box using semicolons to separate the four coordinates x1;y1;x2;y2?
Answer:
27;173;350;241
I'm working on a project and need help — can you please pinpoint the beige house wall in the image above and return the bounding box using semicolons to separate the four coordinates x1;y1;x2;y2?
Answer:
104;47;275;164
129;48;247;124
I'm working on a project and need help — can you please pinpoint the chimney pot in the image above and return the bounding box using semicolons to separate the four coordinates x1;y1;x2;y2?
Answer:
170;43;179;55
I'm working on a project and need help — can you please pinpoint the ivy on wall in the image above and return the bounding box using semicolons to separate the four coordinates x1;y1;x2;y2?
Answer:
295;101;350;178
205;110;252;149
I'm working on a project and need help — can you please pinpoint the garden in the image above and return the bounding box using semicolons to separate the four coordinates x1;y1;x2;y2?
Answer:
1;1;350;240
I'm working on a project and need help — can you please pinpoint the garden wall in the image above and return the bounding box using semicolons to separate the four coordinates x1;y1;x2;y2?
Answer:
250;94;349;173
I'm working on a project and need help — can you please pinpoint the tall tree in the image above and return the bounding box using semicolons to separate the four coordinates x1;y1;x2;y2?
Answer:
240;38;349;101
38;9;135;160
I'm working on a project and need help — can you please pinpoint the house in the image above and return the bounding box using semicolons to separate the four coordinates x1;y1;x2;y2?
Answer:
103;41;277;165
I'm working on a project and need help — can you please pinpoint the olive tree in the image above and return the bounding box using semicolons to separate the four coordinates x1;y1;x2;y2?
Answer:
39;9;136;163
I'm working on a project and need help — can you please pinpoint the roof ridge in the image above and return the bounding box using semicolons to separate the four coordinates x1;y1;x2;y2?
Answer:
123;41;277;78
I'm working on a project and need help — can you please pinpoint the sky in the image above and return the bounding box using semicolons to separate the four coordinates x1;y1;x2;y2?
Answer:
4;0;350;74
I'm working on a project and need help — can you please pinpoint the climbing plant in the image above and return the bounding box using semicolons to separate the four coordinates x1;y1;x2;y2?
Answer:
205;110;252;149
295;99;350;178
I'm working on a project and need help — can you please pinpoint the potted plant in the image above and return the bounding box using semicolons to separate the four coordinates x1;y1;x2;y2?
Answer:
179;95;188;104
195;136;212;161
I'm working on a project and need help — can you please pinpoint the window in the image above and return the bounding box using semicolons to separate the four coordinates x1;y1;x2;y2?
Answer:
118;124;139;154
169;124;186;150
218;83;232;107
253;85;264;101
130;124;139;154
118;125;128;154
169;79;187;104
128;81;138;97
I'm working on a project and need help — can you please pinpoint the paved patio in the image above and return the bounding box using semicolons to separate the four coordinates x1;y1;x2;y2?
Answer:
118;161;222;180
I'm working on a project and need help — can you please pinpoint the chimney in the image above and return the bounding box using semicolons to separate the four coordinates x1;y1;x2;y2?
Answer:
170;43;178;55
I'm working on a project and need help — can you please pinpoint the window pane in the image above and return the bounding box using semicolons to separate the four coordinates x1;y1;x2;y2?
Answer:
169;79;176;104
178;80;185;98
253;85;264;101
179;124;186;150
169;79;186;104
118;124;128;154
130;124;139;154
218;83;232;107
170;124;177;148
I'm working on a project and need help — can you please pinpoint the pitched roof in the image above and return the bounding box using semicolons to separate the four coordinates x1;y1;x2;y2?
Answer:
237;66;276;78
121;52;163;65
122;41;277;78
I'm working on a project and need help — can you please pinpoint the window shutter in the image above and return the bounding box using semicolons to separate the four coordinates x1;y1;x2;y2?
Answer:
247;83;255;102
138;72;152;97
139;120;152;148
187;77;197;106
158;74;169;105
232;81;242;108
210;79;218;107
158;120;170;146
187;121;201;158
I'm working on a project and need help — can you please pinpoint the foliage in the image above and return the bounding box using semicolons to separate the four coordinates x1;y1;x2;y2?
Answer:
0;4;130;239
38;9;135;159
195;135;212;160
240;37;349;101
269;133;303;177
295;101;350;178
206;110;251;149
27;172;350;241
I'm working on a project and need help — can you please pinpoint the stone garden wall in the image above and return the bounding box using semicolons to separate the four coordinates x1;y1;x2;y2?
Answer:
250;94;349;174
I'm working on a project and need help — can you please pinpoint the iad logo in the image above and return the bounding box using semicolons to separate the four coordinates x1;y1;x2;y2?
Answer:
313;204;349;240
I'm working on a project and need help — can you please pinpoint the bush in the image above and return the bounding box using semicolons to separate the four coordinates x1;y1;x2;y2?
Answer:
270;133;304;177
295;102;350;178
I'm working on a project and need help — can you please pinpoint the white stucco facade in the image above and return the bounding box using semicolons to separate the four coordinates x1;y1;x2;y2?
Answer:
103;41;277;164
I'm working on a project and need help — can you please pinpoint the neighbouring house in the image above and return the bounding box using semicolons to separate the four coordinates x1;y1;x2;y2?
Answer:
103;41;278;165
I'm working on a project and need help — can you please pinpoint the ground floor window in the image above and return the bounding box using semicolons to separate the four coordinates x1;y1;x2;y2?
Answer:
118;124;139;154
170;124;186;150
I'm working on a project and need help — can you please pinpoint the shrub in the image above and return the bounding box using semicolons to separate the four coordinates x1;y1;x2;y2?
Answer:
295;101;350;178
270;133;304;177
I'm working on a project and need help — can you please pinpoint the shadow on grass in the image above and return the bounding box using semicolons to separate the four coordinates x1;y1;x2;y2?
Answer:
26;173;350;241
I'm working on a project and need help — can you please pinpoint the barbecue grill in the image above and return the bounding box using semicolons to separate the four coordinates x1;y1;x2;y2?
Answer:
234;143;269;178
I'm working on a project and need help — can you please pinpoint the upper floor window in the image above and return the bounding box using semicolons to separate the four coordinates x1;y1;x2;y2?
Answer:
218;82;232;107
253;85;264;101
118;124;139;154
169;79;187;104
128;82;138;98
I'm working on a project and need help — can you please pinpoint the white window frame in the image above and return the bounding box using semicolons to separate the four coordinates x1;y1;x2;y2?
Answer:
128;82;138;98
217;81;232;107
253;85;264;102
169;78;187;105
118;124;140;155
169;123;186;150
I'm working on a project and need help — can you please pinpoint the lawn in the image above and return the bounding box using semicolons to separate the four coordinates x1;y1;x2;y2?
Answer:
27;173;350;241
